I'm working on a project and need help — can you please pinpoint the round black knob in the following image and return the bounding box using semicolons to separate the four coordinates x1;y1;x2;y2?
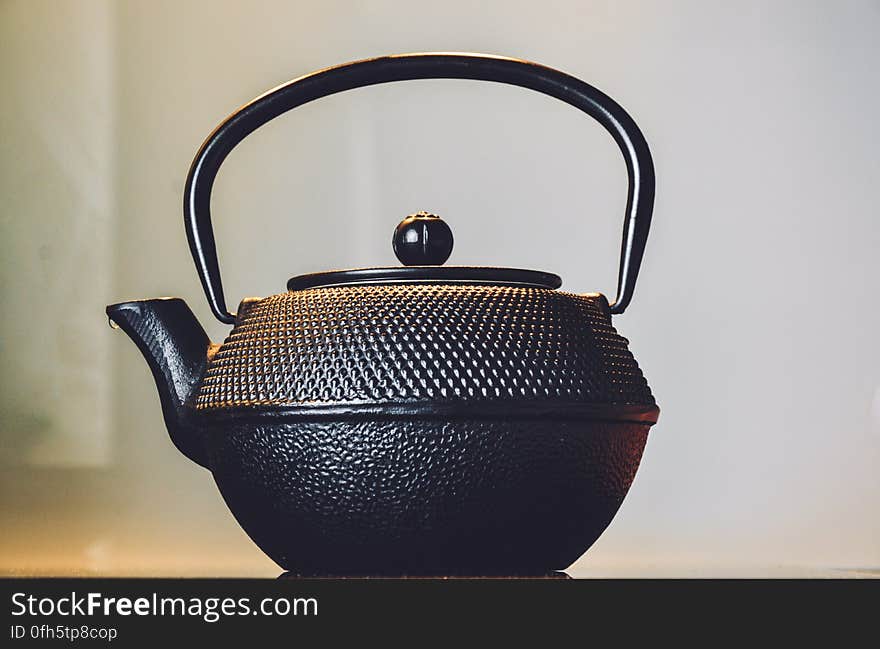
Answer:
392;212;454;266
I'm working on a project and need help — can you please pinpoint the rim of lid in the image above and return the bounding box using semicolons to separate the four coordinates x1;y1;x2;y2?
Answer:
287;266;563;291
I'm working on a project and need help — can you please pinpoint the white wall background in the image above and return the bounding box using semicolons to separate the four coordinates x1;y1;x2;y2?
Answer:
1;0;878;575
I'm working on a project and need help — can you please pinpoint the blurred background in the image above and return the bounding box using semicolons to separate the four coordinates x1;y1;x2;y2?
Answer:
1;0;877;576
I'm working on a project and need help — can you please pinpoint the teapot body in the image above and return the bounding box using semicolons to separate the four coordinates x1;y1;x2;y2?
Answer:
188;285;656;574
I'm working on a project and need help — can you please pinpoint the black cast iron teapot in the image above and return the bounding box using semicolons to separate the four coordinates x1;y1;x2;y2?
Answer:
107;53;659;575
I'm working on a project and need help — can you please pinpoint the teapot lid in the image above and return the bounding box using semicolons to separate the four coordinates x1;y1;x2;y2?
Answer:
286;212;563;291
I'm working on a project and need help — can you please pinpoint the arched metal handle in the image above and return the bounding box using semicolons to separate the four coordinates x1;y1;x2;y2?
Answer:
185;52;655;324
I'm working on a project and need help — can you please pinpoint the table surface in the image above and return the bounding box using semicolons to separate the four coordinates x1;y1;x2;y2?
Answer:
2;553;875;579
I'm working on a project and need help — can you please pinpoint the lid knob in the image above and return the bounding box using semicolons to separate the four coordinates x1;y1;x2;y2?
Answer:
392;212;454;266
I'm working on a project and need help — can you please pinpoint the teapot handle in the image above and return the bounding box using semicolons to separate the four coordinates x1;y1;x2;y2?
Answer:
185;53;655;324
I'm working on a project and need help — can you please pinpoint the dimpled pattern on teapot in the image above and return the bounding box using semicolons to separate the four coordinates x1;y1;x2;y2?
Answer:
195;284;653;409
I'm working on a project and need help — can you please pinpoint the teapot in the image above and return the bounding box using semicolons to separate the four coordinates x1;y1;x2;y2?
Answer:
107;53;659;575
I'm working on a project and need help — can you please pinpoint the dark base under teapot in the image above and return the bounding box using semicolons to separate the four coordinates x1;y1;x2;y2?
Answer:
206;415;649;575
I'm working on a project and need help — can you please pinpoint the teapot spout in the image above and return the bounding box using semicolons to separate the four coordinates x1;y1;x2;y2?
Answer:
106;298;212;468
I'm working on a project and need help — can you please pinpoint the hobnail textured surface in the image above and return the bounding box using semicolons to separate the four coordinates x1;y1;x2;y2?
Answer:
196;285;654;410
208;417;650;573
